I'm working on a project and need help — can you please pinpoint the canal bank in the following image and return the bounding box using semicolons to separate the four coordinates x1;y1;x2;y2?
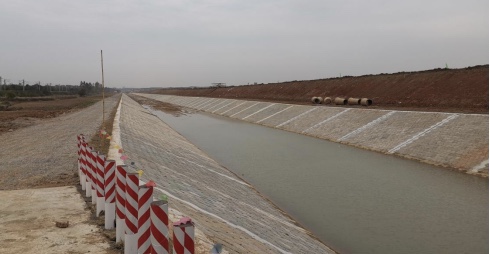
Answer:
136;94;489;176
117;94;335;253
131;94;488;254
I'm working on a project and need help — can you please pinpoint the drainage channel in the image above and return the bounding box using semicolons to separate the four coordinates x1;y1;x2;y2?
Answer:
146;106;488;254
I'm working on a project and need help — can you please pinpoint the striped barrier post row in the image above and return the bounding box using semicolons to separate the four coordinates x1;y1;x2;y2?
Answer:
74;138;197;254
138;184;154;254
90;149;97;204
104;159;116;229
125;172;139;254
96;153;106;216
173;217;195;254
116;165;127;243
151;200;170;254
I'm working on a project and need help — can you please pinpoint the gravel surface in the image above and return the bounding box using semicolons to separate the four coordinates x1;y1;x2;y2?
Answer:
0;95;120;190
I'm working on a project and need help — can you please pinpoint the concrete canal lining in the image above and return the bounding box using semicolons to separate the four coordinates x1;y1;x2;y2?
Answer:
117;94;335;253
136;93;489;176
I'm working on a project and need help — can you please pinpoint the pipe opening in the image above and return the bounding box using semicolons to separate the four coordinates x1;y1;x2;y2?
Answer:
311;97;322;104
361;98;373;106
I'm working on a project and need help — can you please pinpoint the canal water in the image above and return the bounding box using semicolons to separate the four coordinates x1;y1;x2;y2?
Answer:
147;106;488;254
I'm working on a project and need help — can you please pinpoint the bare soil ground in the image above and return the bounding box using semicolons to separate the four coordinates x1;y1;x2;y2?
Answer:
0;95;107;134
151;65;489;114
0;95;122;254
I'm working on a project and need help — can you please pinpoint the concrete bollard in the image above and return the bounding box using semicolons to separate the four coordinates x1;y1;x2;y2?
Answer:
124;173;139;254
85;146;93;198
80;140;87;191
150;200;170;254
104;160;116;229
90;150;98;204
173;217;195;254
96;153;106;217
116;165;127;243
77;135;83;186
138;184;154;254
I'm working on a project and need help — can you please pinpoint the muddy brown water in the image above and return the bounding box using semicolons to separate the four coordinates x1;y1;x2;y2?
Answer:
145;106;488;254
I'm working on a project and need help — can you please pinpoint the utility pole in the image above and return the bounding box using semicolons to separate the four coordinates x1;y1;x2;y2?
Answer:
0;76;2;91
22;79;25;91
99;50;106;150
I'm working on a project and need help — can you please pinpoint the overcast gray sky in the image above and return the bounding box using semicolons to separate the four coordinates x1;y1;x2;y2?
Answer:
0;0;488;88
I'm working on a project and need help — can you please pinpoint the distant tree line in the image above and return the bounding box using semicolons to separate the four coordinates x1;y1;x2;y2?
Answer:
0;79;118;99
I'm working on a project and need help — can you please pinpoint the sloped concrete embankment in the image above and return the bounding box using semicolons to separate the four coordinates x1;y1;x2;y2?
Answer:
118;94;336;253
136;94;489;176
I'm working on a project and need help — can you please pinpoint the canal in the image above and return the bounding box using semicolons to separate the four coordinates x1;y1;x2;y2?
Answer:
146;105;488;254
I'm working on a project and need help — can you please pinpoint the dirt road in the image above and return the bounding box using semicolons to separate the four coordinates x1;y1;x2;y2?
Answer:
0;95;120;253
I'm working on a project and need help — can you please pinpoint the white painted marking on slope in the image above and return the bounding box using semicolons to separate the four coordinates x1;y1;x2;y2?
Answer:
186;97;206;108
205;185;303;232
230;102;261;117
388;114;459;154
302;109;351;134
276;107;318;128
212;100;236;113
220;102;247;115
201;99;223;111
470;159;489;173
187;97;206;109
197;98;219;110
153;186;293;254
192;98;213;109
120;133;248;186
338;111;396;141
256;105;294;123
206;99;229;111
195;98;215;109
180;97;198;107
242;104;276;120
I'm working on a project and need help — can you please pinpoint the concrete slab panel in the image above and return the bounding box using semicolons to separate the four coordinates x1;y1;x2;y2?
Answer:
343;112;449;152
396;114;489;170
307;109;388;141
280;107;347;133
221;101;257;117
231;102;271;119
259;105;311;127
243;103;290;123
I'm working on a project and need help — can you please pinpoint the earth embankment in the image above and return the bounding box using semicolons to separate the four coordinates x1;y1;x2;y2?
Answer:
152;65;488;114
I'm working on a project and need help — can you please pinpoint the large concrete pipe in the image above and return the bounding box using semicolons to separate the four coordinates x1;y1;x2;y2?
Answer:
348;98;361;105
361;98;373;106
334;97;347;105
324;97;332;104
311;97;323;104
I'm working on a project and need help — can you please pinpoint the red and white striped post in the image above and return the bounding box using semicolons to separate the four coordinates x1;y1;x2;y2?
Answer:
150;200;169;254
77;135;83;186
138;184;154;253
80;139;87;191
90;149;98;204
85;146;93;198
125;172;139;254
96;153;106;216
116;165;127;243
104;159;116;229
173;217;195;254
